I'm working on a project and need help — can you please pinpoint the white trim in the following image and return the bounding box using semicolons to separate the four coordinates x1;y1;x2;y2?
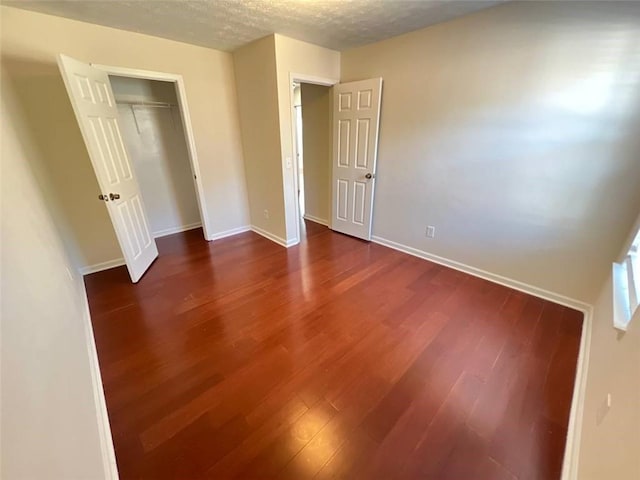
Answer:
369;234;592;480
251;225;297;248
77;277;119;480
612;261;632;331
303;214;329;227
153;222;202;238
91;63;212;241
79;258;126;275
290;73;339;87
207;225;251;241
288;72;339;248
370;235;590;311
561;306;592;480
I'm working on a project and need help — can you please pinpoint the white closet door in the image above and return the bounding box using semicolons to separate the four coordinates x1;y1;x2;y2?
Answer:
57;54;157;282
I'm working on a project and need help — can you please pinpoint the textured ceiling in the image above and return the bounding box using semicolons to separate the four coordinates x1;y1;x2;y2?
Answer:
2;0;505;52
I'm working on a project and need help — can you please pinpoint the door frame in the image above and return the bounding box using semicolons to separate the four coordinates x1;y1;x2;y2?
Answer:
288;73;338;244
92;63;212;240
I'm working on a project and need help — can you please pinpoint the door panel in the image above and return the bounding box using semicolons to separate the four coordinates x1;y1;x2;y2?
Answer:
58;54;157;282
331;78;382;240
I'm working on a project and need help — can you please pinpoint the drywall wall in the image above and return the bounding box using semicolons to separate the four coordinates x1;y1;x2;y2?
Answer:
1;5;249;271
340;1;640;303
577;274;640;478
111;78;201;237
301;83;331;224
232;35;286;242
1;66;113;479
273;34;340;243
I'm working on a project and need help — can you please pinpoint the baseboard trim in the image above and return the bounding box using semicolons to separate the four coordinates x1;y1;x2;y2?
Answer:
250;225;296;248
207;225;251;241
77;277;119;479
370;234;592;480
153;222;202;238
79;258;126;276
303;214;329;227
561;305;592;480
370;235;590;312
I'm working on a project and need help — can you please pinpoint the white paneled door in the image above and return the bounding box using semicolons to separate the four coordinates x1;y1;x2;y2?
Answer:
331;78;382;241
58;54;158;282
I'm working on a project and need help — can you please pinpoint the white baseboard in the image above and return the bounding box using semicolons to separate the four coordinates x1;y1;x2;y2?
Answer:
370;235;590;312
79;258;126;276
370;234;592;480
153;222;202;238
303;214;329;227
77;277;119;480
561;305;592;480
207;225;251;241
250;225;297;248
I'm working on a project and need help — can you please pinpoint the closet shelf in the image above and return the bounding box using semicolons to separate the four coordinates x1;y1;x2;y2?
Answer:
116;100;177;108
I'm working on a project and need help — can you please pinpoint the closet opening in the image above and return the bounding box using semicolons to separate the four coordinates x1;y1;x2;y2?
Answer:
109;75;203;240
57;56;212;281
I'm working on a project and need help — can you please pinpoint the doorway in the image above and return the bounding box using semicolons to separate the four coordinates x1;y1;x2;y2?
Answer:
288;75;382;245
58;55;210;282
109;76;201;239
291;81;332;239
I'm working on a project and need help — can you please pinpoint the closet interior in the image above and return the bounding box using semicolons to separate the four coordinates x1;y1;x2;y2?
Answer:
109;75;201;238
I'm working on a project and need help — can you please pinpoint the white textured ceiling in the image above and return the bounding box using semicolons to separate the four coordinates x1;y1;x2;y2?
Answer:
2;0;505;52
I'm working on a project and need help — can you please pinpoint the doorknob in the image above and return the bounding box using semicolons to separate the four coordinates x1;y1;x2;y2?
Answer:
365;173;375;179
98;194;109;202
109;193;120;200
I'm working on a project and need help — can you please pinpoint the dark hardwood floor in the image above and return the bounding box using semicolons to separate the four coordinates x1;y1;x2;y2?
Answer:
85;221;582;480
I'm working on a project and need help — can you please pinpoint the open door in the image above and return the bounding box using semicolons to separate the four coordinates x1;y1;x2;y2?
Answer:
58;54;158;282
331;78;382;241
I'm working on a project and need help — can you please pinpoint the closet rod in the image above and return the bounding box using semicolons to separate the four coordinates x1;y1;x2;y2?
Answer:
116;100;177;108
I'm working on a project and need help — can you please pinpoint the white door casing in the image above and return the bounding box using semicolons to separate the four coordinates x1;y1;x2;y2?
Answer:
331;78;382;240
57;54;158;282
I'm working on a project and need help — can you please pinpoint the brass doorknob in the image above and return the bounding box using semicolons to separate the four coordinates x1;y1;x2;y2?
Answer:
109;193;120;200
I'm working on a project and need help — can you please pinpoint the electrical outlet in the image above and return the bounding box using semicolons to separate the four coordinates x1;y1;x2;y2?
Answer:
426;225;436;238
263;209;269;219
596;393;612;425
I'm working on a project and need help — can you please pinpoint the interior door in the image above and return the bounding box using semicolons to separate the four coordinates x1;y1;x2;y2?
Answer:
57;54;158;282
331;78;382;240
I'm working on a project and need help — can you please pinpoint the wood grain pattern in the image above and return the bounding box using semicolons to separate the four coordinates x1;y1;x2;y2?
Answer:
85;221;583;479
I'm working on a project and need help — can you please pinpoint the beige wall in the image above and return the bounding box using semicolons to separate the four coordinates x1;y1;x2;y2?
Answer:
578;275;640;479
340;1;640;303
232;35;286;240
273;34;339;243
301;83;331;223
1;65;112;479
1;6;249;270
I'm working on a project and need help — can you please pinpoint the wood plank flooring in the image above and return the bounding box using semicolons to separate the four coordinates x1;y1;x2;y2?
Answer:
85;221;583;479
